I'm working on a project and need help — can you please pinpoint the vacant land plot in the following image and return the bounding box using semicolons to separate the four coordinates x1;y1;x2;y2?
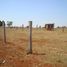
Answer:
0;28;67;67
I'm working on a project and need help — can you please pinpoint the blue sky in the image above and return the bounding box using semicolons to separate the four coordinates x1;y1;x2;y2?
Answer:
0;0;67;27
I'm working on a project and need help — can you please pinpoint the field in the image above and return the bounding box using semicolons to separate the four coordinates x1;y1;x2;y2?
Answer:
0;27;67;67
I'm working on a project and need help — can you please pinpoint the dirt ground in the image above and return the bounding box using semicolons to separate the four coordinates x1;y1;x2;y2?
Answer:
0;28;67;67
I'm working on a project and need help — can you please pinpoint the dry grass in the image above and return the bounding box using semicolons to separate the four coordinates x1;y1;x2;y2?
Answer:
0;27;67;67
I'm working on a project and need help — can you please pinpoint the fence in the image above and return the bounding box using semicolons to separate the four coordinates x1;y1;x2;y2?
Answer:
0;26;3;42
0;21;32;54
0;21;67;54
0;22;6;43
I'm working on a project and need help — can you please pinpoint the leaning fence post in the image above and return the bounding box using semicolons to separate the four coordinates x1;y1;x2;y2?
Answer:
28;21;32;54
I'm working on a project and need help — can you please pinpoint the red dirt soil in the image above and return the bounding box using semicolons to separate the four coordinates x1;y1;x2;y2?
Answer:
0;39;66;67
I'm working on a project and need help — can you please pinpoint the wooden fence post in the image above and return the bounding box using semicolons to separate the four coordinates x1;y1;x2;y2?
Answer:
28;21;32;54
2;21;6;43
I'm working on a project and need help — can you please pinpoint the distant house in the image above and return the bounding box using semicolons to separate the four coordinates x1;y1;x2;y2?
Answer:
45;24;54;30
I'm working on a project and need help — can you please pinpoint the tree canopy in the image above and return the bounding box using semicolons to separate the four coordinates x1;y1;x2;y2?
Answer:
0;21;3;26
7;21;13;27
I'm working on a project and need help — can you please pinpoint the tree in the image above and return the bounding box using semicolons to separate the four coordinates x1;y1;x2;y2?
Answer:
7;21;13;27
0;20;3;26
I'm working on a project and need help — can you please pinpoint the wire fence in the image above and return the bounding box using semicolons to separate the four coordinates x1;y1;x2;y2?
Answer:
0;26;4;42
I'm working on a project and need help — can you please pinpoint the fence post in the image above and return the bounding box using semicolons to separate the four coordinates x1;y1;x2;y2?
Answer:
2;21;6;43
28;21;32;54
62;27;64;32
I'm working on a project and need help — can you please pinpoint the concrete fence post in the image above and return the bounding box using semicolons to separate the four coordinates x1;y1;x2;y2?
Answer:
28;21;32;54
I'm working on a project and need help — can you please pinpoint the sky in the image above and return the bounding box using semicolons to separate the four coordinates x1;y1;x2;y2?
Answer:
0;0;67;27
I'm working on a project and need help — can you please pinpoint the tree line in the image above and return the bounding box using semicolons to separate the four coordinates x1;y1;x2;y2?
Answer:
0;20;13;27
